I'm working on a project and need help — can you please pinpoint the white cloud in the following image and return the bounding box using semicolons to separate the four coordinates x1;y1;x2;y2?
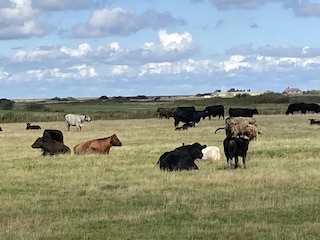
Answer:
158;30;193;52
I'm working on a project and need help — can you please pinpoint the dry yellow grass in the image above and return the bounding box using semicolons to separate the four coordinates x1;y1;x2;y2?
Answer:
1;114;320;239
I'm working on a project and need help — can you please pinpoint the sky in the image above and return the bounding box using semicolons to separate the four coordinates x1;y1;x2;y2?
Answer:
1;0;320;99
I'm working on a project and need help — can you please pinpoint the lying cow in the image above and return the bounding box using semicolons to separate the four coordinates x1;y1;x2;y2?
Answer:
201;146;220;162
223;136;249;169
157;142;207;171
65;114;91;131
74;133;122;154
309;119;320;125
31;137;71;156
26;122;41;130
43;129;64;143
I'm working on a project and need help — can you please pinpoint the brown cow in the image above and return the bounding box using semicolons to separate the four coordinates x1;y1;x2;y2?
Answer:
74;133;122;155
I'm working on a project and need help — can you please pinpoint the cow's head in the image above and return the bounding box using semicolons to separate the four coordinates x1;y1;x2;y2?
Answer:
31;137;44;148
110;134;122;146
84;115;92;122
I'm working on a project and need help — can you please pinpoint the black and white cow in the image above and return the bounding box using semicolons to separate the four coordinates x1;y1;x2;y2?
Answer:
157;142;207;171
65;114;91;131
223;136;250;169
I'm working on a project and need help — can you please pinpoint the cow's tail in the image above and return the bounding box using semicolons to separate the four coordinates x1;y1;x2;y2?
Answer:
214;127;225;134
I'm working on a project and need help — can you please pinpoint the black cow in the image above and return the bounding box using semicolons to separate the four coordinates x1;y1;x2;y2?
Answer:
157;142;207;171
229;108;258;117
31;137;71;156
305;103;320;113
173;108;206;127
223;136;249;169
26;122;41;130
203;105;224;120
0;127;2;131
286;103;306;115
43;129;64;143
309;119;320;125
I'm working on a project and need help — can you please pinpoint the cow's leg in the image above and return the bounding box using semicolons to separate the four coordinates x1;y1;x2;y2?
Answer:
227;158;231;168
235;156;239;169
242;156;246;169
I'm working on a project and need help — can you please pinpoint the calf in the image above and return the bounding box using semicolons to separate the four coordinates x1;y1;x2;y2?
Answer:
31;137;71;156
43;129;64;143
223;136;249;169
309;119;320;125
174;122;195;131
74;133;122;154
26;122;41;130
201;146;220;162
157;142;207;171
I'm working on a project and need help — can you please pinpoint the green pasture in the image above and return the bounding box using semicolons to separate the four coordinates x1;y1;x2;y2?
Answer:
1;114;320;239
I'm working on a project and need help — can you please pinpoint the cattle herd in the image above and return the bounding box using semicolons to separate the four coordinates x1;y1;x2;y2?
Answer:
1;102;319;171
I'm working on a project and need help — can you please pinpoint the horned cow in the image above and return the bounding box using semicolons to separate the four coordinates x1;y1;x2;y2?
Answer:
215;117;259;141
74;133;122;155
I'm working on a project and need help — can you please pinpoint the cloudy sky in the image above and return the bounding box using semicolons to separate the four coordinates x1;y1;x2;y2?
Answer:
1;0;320;99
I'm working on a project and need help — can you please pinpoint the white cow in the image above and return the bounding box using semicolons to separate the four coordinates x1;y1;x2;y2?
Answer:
65;114;91;131
201;146;220;162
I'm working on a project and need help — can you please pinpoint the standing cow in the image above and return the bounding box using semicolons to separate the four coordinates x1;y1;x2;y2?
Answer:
223;136;249;169
74;133;122;154
65;114;91;131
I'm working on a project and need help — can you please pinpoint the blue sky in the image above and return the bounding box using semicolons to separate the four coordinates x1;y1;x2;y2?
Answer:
1;0;320;99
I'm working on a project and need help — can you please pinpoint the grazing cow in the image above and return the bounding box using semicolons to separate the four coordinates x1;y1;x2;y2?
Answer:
43;129;64;143
309;119;320;125
31;137;71;156
203;105;224;120
157;142;207;171
26;122;41;130
223;136;249;169
201;146;221;162
74;133;122;155
173;108;206;127
229;108;258;117
285;103;306;115
215;117;259;141
157;107;176;119
65;114;91;131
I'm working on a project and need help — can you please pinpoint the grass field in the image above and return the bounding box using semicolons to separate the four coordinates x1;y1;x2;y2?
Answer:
1;114;320;239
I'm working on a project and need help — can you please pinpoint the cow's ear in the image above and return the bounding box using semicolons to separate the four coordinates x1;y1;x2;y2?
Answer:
203;145;207;148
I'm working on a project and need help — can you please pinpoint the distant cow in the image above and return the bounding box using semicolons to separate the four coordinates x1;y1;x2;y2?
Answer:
201;146;221;162
157;107;176;119
229;108;258;117
31;137;71;156
43;129;64;143
26;122;41;130
65;114;91;131
305;103;320;113
309;119;320;125
157;142;207;171
74;133;122;155
286;103;306;115
173;107;206;127
223;136;249;169
203;105;224;120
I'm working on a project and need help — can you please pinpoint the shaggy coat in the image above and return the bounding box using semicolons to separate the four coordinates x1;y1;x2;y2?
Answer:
31;137;71;156
201;146;221;162
74;133;122;155
215;117;259;141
